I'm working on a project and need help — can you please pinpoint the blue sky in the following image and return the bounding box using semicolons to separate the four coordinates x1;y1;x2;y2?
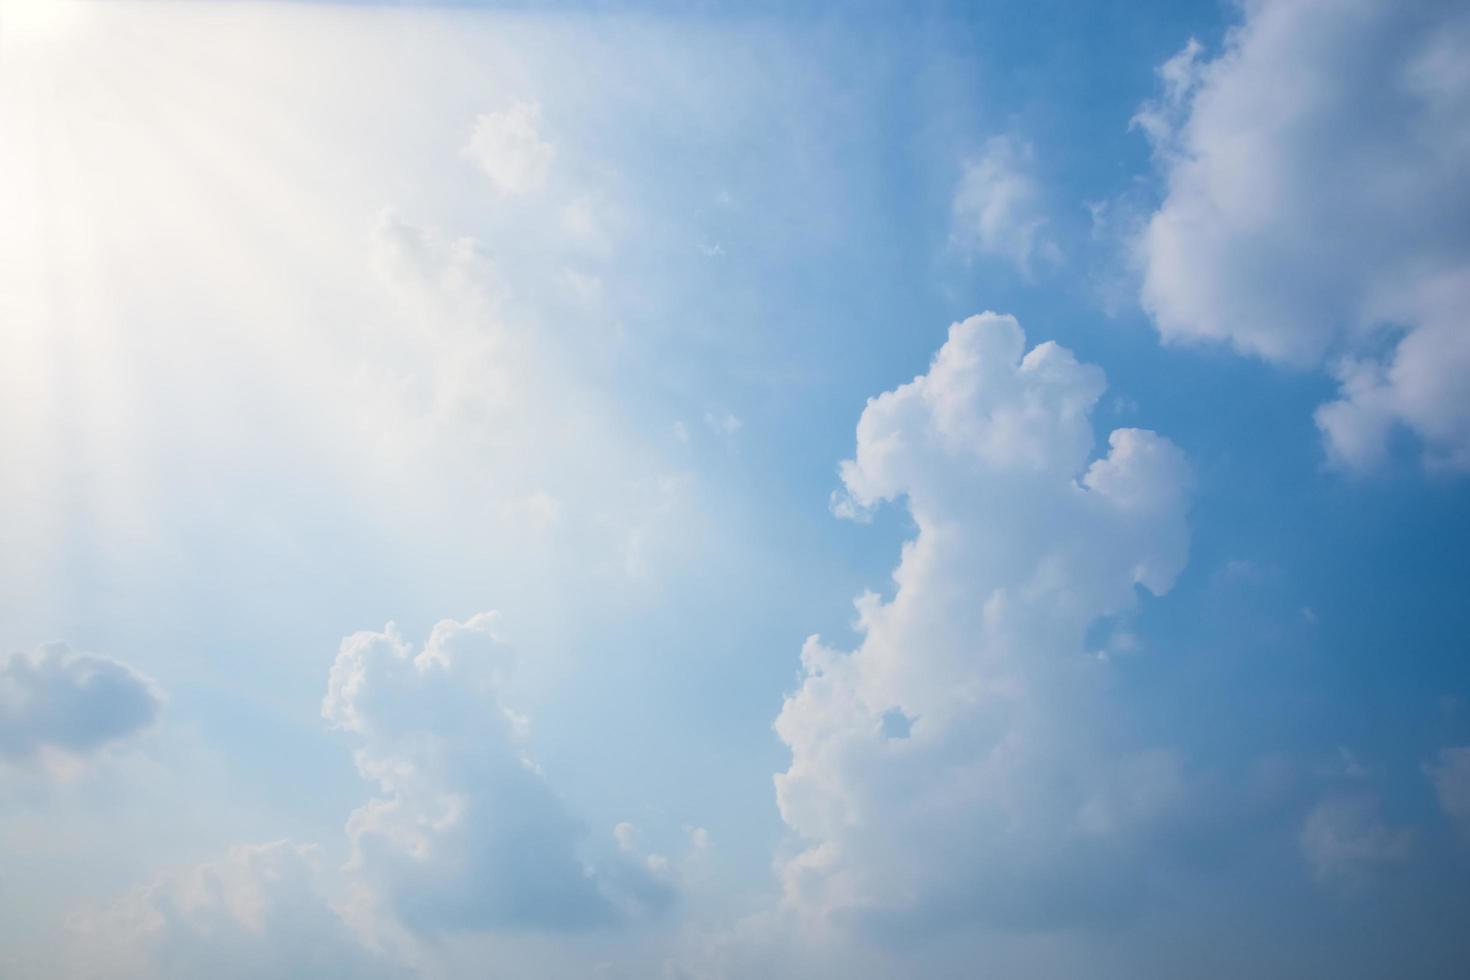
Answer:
2;0;1469;976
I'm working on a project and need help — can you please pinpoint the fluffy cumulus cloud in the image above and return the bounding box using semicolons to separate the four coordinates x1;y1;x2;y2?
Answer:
0;644;161;765
66;842;401;980
777;313;1193;934
463;101;554;195
323;613;673;933
952;137;1060;277
1135;0;1470;470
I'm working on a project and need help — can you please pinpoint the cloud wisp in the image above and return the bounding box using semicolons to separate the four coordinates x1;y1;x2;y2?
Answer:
66;842;403;980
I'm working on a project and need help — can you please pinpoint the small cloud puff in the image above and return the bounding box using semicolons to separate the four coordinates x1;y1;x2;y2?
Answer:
703;411;742;437
952;137;1060;277
0;643;162;766
463;101;554;196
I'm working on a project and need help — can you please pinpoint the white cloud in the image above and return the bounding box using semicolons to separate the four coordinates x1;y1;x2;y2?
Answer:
1135;0;1470;470
0;644;162;766
1425;746;1470;835
322;613;673;932
952;137;1060;277
776;313;1193;932
66;841;402;980
1299;795;1413;887
463;101;554;196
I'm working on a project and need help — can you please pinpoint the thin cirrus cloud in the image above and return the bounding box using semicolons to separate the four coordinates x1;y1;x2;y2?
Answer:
1134;0;1470;471
0;644;162;766
778;312;1194;933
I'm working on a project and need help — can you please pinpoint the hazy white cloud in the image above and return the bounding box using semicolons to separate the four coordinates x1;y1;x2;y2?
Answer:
362;210;702;595
952;137;1060;277
1299;795;1413;887
66;842;402;980
0;644;161;766
464;101;554;195
1136;0;1470;470
703;411;742;437
367;210;519;429
323;613;673;933
1426;746;1470;835
557;197;612;253
777;313;1193;933
559;268;605;308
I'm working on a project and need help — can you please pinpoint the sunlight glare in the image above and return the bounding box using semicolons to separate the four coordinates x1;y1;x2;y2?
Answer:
0;0;81;43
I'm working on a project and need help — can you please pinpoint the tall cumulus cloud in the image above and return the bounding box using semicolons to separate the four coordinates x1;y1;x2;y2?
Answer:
775;313;1193;934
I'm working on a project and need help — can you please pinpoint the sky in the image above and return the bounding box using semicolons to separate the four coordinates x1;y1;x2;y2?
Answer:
1;0;1469;976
